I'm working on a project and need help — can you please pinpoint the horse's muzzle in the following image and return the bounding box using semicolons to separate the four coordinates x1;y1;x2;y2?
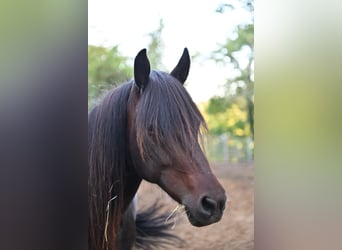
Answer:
184;194;226;227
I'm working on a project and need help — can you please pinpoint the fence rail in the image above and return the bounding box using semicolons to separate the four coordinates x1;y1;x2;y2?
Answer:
204;133;254;164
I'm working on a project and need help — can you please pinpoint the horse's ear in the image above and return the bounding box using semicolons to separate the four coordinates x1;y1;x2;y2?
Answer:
134;48;151;91
171;48;190;84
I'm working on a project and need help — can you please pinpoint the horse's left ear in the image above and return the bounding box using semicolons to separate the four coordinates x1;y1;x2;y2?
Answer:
134;48;151;91
171;48;190;85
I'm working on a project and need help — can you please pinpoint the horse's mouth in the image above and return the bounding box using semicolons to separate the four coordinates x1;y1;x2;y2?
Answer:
184;206;222;227
185;207;205;227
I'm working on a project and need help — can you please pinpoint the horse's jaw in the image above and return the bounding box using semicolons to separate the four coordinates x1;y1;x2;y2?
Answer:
122;172;142;211
156;171;226;227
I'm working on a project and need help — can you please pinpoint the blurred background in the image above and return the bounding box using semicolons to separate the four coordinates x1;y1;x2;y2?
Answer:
88;0;254;165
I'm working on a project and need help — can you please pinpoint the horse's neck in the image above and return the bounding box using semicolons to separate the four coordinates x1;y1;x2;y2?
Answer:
122;162;142;211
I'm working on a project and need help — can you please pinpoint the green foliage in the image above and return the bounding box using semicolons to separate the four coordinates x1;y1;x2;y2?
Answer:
226;24;253;57
213;23;254;97
88;45;132;109
206;96;230;114
205;1;254;138
216;0;254;15
147;19;165;70
88;21;166;110
201;97;251;137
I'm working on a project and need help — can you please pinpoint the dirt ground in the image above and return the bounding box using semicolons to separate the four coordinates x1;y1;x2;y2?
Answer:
136;163;254;250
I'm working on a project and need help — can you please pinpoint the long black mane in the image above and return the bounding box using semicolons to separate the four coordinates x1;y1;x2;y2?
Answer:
88;82;132;250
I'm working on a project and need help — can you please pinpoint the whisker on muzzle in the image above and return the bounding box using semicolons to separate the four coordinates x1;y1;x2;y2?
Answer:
165;204;186;229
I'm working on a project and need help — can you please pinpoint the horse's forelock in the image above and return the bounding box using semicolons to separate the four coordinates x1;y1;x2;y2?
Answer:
135;71;207;167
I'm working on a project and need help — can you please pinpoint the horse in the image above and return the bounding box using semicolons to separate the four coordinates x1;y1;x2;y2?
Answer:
88;48;226;250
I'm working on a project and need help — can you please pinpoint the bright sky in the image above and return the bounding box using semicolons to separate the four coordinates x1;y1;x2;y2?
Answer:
88;0;251;103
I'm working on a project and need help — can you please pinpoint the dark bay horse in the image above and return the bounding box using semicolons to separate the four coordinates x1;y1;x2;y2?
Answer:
88;48;226;250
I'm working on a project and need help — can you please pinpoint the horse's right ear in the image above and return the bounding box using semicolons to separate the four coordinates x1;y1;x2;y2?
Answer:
134;48;151;91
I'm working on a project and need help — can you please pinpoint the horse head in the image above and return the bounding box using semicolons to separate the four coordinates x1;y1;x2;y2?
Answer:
127;48;226;227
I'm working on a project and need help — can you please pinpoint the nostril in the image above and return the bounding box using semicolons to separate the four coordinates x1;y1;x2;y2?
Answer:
218;199;226;211
201;196;217;215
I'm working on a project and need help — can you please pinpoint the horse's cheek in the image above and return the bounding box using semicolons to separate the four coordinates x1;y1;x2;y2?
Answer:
157;169;186;202
136;159;161;183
